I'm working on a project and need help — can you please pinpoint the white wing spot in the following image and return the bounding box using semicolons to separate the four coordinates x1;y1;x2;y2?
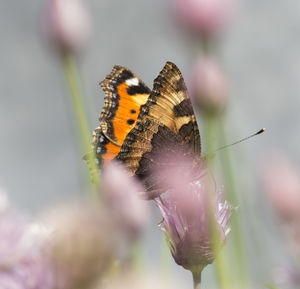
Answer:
126;78;139;86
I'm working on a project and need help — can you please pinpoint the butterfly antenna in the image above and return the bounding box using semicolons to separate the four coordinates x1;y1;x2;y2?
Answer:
210;128;265;155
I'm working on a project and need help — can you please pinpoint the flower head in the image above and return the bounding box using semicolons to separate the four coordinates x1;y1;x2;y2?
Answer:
154;156;231;274
43;200;115;289
261;152;300;221
101;161;149;241
261;152;300;260
272;266;300;287
173;0;236;36
0;191;52;289
45;0;91;54
189;56;229;115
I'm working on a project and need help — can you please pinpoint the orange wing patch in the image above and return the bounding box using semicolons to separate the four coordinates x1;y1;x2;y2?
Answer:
102;142;121;165
90;66;151;167
112;82;149;145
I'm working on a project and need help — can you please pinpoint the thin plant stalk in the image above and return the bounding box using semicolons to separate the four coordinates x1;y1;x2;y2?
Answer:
208;189;232;289
192;271;202;289
203;113;217;160
203;113;232;289
131;242;145;273
62;53;100;193
264;282;280;289
161;235;171;280
217;117;248;285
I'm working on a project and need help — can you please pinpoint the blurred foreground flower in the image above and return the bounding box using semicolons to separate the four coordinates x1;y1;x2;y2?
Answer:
102;161;149;242
262;153;300;221
98;271;183;289
173;0;235;36
262;153;300;260
153;155;231;284
44;201;115;289
189;56;228;115
272;266;300;287
0;191;52;289
45;0;91;54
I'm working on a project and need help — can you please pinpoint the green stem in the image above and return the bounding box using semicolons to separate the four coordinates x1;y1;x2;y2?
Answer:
160;235;171;280
217;118;248;285
192;271;202;289
203;114;232;289
209;205;232;289
264;282;280;289
203;113;217;159
131;242;144;273
62;53;100;193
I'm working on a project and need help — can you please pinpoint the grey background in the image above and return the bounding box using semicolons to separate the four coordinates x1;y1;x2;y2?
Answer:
0;0;299;288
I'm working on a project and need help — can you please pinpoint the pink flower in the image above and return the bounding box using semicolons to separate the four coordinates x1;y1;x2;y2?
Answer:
153;155;231;275
272;266;300;287
261;152;300;221
0;192;52;289
45;0;91;54
261;152;300;261
189;56;228;114
101;161;149;241
173;0;236;36
43;201;115;289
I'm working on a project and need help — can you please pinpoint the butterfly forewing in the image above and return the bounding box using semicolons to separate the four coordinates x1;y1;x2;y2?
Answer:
91;66;151;166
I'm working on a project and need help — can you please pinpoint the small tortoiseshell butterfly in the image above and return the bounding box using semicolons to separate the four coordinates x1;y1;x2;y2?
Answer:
89;61;201;197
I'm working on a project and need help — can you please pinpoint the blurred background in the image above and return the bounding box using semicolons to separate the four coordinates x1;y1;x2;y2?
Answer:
0;0;300;288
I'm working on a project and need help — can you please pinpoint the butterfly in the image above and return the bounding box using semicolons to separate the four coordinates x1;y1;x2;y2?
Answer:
89;61;201;198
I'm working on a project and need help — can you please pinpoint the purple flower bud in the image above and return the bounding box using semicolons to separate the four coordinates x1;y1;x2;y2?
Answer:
45;0;91;54
189;56;229;115
273;266;300;287
261;152;300;261
43;201;115;289
101;161;149;241
0;192;53;289
153;156;231;274
261;152;300;221
173;0;236;36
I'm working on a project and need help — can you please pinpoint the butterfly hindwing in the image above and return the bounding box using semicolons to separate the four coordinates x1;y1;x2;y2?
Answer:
92;66;151;166
115;62;201;192
116;117;193;198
